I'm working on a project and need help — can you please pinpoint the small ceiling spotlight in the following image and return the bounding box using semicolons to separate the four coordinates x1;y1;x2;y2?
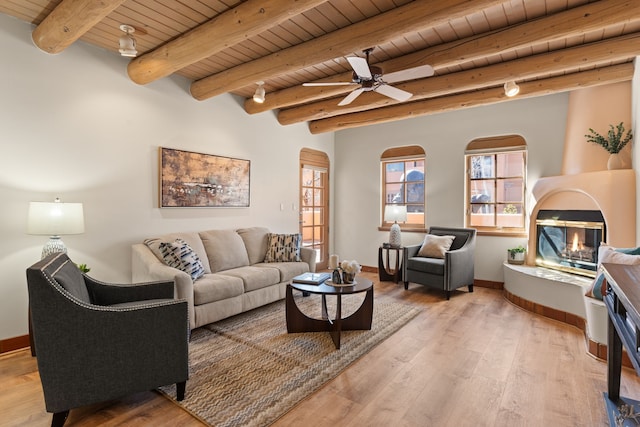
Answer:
118;24;137;57
504;80;520;97
253;81;266;103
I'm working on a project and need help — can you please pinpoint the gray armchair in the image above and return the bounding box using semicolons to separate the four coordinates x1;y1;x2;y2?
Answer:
403;226;476;300
26;252;189;427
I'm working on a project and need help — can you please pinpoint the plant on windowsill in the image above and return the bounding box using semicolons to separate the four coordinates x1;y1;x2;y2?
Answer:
503;204;518;214
76;263;91;274
507;245;526;265
585;122;633;170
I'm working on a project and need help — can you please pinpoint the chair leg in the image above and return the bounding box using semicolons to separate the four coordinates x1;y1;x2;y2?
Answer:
445;291;451;300
403;281;409;290
176;381;186;401
51;410;69;427
468;284;474;293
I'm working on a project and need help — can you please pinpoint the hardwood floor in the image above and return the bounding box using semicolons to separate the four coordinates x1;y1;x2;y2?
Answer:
3;273;640;426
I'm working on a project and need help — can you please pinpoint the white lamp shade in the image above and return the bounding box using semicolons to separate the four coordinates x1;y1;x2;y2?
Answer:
384;205;407;223
27;201;85;236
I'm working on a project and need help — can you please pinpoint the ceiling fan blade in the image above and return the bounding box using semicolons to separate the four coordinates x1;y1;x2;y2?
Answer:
338;88;365;106
303;82;357;86
346;56;372;79
375;84;413;102
383;64;434;83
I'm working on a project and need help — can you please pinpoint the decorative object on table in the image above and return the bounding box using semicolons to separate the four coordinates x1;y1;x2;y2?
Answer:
159;147;250;208
340;260;361;284
291;272;331;285
76;263;90;274
331;268;343;284
584;122;633;170
507;245;526;264
159;295;421;427
384;205;407;248
328;254;339;270
27;198;85;259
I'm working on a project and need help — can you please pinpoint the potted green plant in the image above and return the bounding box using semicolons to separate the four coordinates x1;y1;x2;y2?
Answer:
76;263;91;274
507;245;526;265
584;122;633;170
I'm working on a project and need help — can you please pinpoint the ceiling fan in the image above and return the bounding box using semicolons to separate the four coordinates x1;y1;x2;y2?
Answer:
302;48;434;106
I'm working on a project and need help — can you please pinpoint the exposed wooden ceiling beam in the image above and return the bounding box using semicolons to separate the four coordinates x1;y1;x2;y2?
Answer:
32;0;127;54
189;0;504;101
278;33;640;125
244;0;640;115
308;63;634;134
127;0;328;85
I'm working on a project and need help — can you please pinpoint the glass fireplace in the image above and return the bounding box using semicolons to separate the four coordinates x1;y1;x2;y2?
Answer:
535;210;605;278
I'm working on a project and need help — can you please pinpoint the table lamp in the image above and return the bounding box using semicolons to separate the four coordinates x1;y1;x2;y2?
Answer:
27;198;85;259
384;205;407;248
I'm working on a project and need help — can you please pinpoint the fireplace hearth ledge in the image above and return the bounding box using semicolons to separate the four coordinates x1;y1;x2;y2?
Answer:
503;262;606;346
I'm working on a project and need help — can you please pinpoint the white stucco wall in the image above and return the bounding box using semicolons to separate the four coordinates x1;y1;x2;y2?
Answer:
333;94;569;284
0;14;333;340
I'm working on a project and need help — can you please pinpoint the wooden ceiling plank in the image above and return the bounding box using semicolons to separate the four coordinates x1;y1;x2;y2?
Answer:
244;0;640;114
278;32;640;125
32;0;127;54
309;63;635;134
127;0;329;85
191;0;506;100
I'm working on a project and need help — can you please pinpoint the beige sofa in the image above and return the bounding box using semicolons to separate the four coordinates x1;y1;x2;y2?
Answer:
132;227;315;330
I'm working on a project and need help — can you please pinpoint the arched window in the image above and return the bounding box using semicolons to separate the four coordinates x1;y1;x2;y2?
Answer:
465;135;527;235
381;145;426;230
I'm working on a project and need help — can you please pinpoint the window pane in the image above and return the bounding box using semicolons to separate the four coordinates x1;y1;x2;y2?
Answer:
406;182;424;204
302;189;312;207
301;207;313;226
470;155;495;178
386;183;403;203
313;170;323;187
497;152;523;177
302;169;314;186
470;180;494;203
469;204;495;226
497;203;524;227
315;207;324;226
313;189;322;205
496;178;523;203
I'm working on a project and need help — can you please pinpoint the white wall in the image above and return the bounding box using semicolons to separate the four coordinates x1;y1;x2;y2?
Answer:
334;94;569;283
0;14;333;340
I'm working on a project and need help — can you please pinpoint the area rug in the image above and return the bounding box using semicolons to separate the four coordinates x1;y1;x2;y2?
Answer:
159;292;420;427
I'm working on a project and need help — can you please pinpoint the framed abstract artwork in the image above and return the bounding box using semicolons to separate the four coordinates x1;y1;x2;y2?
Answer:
159;147;250;207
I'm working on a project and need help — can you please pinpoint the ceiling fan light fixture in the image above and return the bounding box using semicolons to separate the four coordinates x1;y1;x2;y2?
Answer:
253;81;266;103
118;24;137;57
504;80;520;97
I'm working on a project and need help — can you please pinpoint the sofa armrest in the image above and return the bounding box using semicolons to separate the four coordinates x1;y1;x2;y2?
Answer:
132;243;196;329
300;247;316;272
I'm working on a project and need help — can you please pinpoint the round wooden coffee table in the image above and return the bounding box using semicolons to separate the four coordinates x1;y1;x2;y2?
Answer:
285;277;374;349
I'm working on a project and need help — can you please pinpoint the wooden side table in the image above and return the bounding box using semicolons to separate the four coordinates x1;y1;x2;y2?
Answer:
378;246;405;283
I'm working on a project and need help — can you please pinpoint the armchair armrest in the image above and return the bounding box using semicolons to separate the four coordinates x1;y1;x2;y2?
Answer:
84;276;175;306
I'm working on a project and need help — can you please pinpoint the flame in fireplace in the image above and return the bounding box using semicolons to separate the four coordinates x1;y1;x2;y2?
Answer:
571;233;579;252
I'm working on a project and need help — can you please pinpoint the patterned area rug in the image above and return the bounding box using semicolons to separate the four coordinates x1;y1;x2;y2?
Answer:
160;292;420;427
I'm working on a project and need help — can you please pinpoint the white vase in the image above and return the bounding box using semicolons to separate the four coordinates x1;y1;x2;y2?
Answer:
607;153;624;170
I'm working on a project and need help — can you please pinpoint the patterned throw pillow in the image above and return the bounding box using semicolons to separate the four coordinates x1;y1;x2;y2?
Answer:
264;233;301;262
159;238;205;281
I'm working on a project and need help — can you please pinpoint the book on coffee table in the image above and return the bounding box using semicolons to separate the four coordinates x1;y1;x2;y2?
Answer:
292;272;331;285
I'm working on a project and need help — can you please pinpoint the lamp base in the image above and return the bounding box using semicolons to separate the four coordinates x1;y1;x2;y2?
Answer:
389;223;402;248
42;236;67;259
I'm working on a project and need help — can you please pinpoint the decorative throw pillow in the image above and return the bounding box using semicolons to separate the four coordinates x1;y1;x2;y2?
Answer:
585;244;640;300
159;238;205;281
417;234;456;259
264;233;301;262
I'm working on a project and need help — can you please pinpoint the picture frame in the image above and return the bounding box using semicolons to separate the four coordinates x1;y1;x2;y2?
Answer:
159;147;250;208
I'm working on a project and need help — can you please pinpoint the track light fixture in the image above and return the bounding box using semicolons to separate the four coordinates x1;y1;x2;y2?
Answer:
504;81;520;97
253;81;266;103
118;24;137;57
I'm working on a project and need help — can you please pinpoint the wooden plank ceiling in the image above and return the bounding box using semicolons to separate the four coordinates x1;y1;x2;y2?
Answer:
2;0;639;133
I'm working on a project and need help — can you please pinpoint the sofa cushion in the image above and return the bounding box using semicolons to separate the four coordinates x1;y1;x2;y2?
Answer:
237;227;270;265
144;232;211;273
199;229;250;273
254;261;310;282
217;266;280;292
50;258;91;303
586;244;640;300
264;233;301;262
193;274;244;306
158;239;205;281
407;257;445;275
418;234;455;258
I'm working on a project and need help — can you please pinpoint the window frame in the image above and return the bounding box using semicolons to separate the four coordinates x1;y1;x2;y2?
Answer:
465;136;528;237
380;146;426;232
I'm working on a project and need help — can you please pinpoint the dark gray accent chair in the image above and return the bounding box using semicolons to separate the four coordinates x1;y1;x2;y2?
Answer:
26;252;189;427
403;226;476;300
